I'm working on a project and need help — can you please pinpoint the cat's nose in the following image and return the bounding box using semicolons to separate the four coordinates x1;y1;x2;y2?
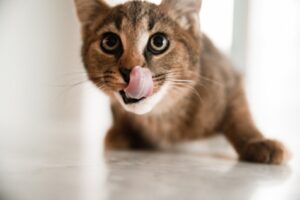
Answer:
119;68;131;83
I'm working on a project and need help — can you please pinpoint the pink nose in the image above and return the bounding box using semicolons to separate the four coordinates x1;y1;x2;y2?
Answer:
124;66;154;99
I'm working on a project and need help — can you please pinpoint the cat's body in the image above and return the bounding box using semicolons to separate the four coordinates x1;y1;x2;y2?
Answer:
107;35;236;148
75;0;288;164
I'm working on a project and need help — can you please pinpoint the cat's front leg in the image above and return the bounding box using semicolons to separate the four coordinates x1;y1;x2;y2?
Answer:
104;125;132;150
104;123;156;151
222;82;289;164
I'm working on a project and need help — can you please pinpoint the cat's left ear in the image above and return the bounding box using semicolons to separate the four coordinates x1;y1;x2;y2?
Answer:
74;0;110;26
160;0;202;35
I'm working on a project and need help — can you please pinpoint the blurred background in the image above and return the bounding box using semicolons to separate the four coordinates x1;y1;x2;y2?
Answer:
0;0;299;200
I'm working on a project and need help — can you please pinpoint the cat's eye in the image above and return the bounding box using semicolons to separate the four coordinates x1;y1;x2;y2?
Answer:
100;32;121;54
148;33;169;55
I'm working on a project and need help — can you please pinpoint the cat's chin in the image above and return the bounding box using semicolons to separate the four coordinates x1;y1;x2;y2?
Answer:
113;83;169;115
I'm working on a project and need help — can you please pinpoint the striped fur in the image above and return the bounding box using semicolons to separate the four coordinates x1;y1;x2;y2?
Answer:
74;0;288;164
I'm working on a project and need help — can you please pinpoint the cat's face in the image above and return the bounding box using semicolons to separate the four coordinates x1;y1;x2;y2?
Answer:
75;0;202;114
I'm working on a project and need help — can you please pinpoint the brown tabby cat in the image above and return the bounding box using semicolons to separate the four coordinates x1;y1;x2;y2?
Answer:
74;0;288;164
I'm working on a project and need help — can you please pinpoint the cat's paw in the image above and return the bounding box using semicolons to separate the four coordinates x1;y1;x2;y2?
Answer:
240;139;289;164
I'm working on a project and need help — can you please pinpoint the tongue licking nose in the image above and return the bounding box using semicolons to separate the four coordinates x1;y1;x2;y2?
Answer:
124;66;153;100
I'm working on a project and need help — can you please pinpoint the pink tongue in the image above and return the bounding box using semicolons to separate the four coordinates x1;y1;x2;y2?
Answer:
124;66;153;99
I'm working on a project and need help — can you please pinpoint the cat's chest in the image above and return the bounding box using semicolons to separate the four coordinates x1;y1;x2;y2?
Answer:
132;110;201;143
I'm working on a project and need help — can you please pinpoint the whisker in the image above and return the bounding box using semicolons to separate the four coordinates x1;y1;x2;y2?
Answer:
153;77;166;82
89;75;116;80
152;70;184;78
167;79;195;84
52;78;91;88
95;82;105;90
166;81;203;103
105;82;126;88
54;79;91;101
104;70;117;75
200;76;224;87
171;85;203;104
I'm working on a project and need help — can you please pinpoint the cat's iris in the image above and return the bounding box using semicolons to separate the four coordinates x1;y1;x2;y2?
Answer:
148;33;169;55
100;32;121;54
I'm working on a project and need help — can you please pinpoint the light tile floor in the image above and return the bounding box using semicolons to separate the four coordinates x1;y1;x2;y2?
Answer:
0;128;299;200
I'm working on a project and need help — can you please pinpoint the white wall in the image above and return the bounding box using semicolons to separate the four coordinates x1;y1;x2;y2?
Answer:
246;0;300;151
0;0;83;130
0;0;234;132
0;0;112;170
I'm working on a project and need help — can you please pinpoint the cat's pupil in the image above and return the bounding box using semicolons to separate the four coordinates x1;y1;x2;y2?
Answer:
106;36;117;47
101;33;121;54
153;36;164;47
148;33;169;55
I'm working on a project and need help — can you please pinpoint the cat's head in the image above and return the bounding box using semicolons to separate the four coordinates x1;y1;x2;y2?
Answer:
75;0;202;115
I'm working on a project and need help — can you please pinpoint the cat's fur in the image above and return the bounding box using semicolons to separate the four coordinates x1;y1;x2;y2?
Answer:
74;0;288;164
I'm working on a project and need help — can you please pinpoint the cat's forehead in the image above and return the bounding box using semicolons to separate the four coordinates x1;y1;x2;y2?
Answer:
97;1;169;34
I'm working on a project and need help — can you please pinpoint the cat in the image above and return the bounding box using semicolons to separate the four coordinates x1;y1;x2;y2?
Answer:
74;0;288;164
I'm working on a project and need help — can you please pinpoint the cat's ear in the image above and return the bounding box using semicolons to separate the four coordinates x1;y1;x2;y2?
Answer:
74;0;110;25
160;0;202;35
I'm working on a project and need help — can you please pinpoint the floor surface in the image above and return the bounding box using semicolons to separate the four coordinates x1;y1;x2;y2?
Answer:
0;129;299;200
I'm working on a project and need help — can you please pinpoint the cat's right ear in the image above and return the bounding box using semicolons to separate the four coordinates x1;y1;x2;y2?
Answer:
74;0;110;26
160;0;202;36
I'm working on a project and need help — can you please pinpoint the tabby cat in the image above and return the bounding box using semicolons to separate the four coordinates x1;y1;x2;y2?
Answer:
74;0;288;164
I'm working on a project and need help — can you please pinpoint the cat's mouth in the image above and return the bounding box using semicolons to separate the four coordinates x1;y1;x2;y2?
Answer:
114;83;169;115
119;90;145;104
117;66;153;105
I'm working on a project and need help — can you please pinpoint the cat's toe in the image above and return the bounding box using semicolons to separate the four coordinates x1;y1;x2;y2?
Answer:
240;139;288;164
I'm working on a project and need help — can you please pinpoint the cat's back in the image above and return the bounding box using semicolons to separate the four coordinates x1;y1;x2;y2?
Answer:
199;33;240;93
